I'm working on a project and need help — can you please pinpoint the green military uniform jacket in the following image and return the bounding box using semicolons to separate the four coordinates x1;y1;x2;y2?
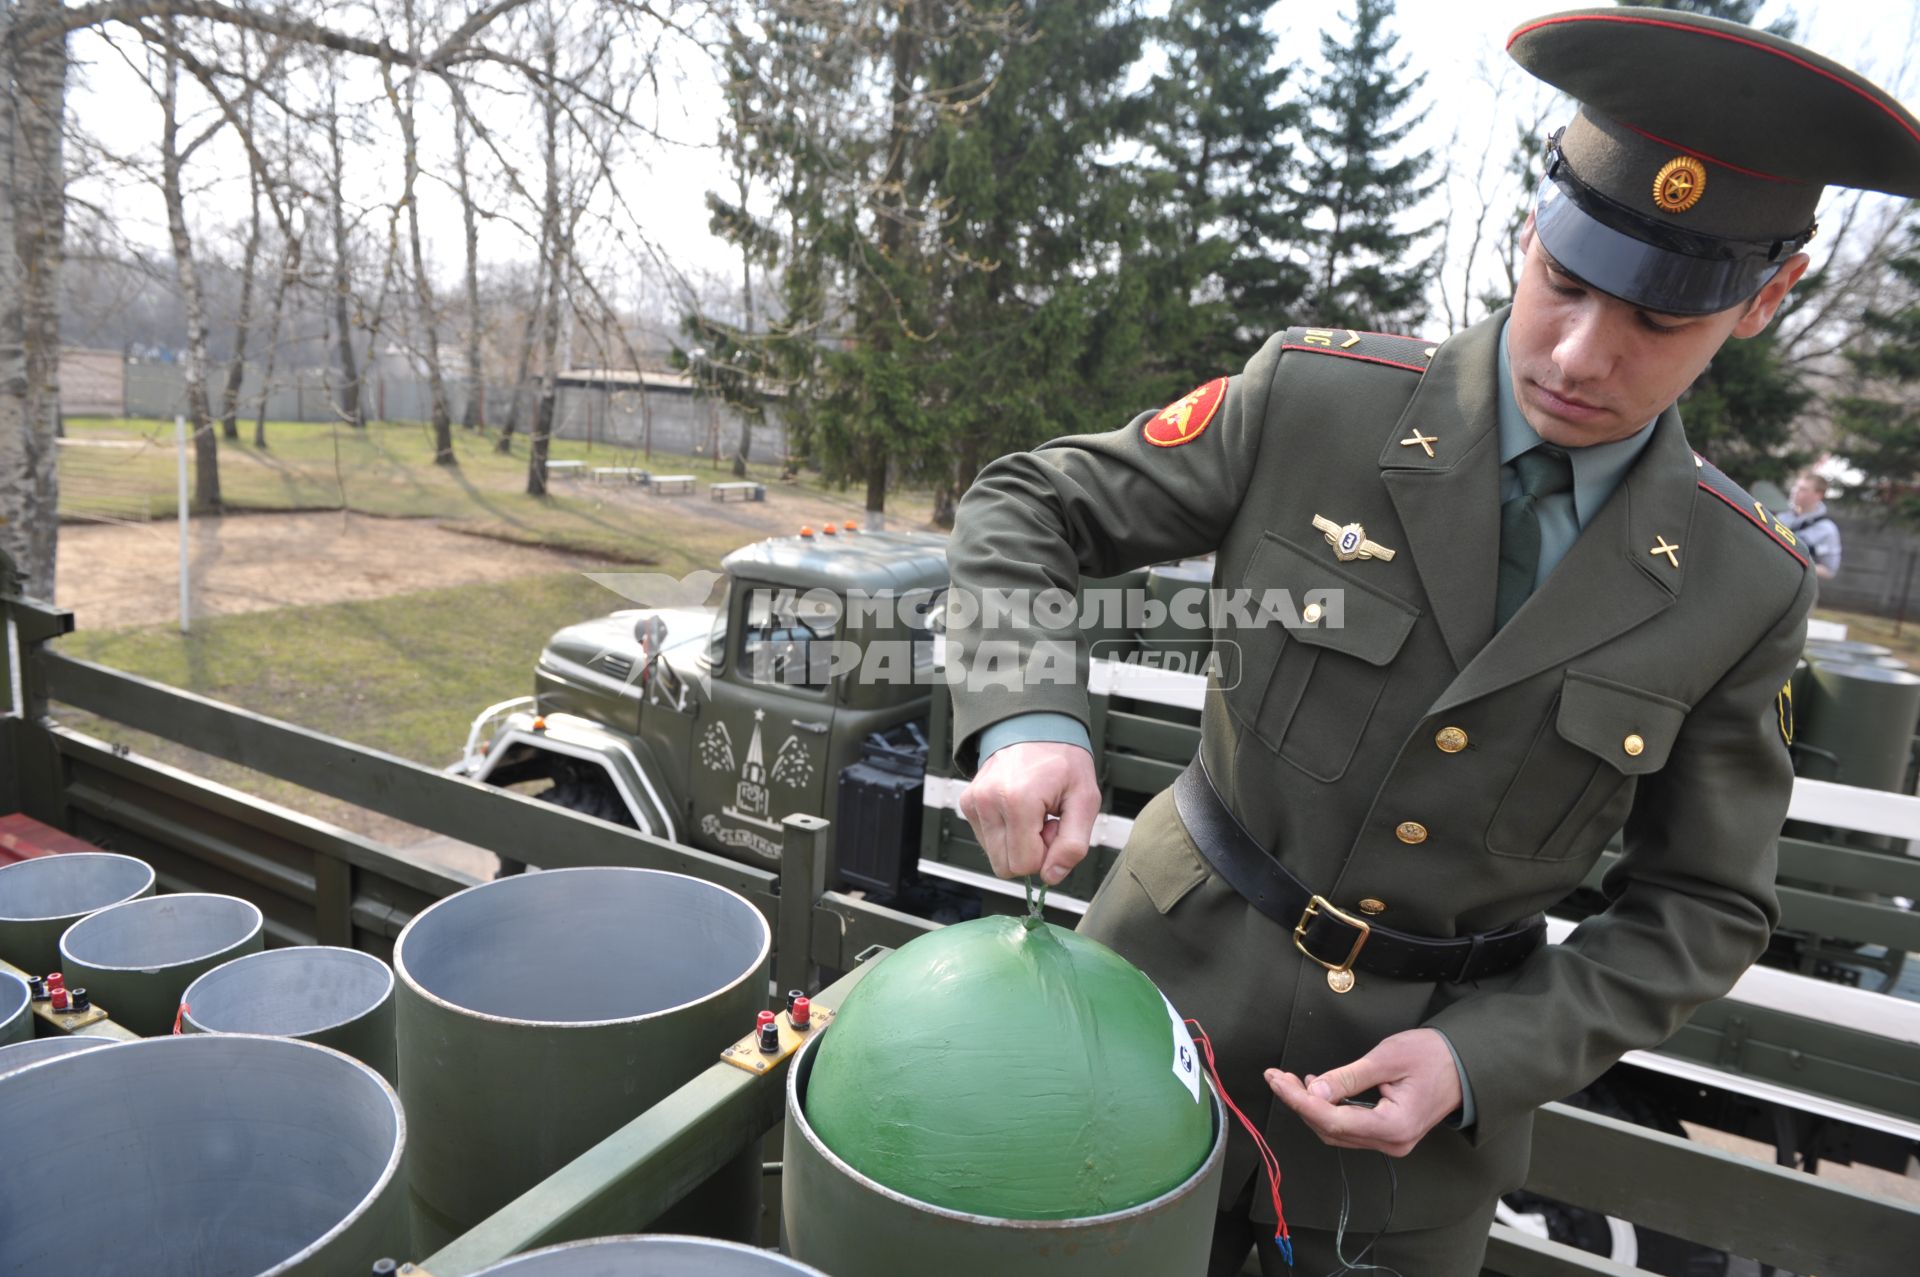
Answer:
946;309;1814;1231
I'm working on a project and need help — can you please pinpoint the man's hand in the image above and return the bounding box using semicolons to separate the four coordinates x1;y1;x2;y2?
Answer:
1265;1028;1462;1158
956;741;1100;884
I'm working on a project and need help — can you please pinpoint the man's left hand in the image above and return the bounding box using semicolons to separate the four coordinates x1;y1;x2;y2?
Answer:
1265;1028;1462;1158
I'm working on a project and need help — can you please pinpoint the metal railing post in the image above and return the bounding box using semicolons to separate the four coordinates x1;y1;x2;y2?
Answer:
777;813;830;998
0;550;75;826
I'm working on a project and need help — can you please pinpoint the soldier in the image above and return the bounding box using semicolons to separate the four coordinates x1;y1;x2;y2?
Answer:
948;8;1920;1275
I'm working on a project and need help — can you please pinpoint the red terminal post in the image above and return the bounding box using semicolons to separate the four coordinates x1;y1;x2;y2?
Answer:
49;987;70;1013
791;996;812;1030
756;1009;781;1054
45;973;64;991
823;523;838;536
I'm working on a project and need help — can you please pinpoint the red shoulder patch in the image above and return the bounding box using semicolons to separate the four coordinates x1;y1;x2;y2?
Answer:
1143;378;1227;448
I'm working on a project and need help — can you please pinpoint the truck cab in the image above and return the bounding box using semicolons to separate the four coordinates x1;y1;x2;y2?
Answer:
453;526;949;882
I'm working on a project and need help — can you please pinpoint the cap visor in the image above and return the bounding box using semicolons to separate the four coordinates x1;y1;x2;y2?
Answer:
1533;177;1780;316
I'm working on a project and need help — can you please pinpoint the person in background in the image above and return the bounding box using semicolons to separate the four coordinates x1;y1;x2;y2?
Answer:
1782;472;1842;581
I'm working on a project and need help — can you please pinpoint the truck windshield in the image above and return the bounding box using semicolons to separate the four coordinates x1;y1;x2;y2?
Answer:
740;586;840;689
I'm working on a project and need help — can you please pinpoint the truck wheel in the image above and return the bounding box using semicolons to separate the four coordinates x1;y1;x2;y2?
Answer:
537;779;636;827
1499;1080;1730;1277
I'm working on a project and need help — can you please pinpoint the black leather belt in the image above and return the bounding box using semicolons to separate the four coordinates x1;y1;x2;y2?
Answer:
1171;762;1545;987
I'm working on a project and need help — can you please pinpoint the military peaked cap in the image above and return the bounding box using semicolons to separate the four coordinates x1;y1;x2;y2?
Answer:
1509;7;1920;315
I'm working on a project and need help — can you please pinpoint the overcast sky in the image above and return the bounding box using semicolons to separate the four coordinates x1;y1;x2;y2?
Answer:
61;1;1920;337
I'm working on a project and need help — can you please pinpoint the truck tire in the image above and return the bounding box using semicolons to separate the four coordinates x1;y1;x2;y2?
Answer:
1500;1079;1730;1277
537;778;636;827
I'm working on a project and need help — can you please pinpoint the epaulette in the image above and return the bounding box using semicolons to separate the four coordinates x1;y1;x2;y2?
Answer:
1279;325;1436;374
1692;452;1810;567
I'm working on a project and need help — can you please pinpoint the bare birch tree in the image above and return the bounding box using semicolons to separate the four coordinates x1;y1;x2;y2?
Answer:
454;107;485;430
218;93;262;440
383;1;454;464
524;18;562;496
323;82;365;429
156;33;223;511
0;0;65;597
254;220;301;446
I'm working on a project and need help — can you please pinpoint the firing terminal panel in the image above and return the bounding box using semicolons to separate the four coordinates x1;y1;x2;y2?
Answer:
720;1004;834;1074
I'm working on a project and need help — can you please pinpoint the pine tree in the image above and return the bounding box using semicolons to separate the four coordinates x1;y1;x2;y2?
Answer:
1836;213;1920;524
1673;326;1812;487
909;0;1156;522
703;1;1152;521
1296;0;1437;332
1136;1;1308;375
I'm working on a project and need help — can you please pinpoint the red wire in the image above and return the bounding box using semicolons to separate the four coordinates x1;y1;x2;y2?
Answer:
1186;1018;1292;1255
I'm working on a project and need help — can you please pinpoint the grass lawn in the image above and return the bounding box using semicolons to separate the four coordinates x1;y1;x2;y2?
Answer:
1812;606;1920;666
54;571;622;844
50;417;940;844
59;416;936;568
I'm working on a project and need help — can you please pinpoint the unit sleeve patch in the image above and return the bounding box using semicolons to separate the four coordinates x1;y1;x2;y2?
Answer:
1143;377;1227;447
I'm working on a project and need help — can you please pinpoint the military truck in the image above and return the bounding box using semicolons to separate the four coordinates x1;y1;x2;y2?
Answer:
4;538;1915;1273
455;527;1920;1276
448;526;959;902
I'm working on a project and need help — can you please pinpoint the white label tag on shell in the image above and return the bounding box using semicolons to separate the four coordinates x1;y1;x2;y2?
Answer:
1163;995;1202;1104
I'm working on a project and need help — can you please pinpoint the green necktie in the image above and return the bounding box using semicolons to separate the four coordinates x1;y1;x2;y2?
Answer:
1495;445;1575;630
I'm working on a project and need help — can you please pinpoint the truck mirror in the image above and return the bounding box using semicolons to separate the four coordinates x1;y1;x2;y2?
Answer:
633;615;669;656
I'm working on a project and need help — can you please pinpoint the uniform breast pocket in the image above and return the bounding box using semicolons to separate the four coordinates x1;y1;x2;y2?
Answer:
1225;532;1420;783
1487;671;1689;861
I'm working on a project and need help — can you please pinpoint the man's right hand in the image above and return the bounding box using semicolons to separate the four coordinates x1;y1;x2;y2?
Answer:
956;741;1101;885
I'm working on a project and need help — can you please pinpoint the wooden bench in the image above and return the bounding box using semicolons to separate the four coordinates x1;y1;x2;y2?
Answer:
709;482;765;503
590;466;648;485
546;460;587;479
650;474;695;496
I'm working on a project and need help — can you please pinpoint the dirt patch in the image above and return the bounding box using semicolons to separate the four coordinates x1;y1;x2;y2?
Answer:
555;472;915;539
59;511;619;632
59;484;932;634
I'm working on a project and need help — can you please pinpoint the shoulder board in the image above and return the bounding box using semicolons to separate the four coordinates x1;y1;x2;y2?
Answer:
1692;453;1810;567
1279;325;1435;374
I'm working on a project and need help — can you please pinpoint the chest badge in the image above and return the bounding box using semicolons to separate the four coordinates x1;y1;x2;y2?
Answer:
1313;514;1397;563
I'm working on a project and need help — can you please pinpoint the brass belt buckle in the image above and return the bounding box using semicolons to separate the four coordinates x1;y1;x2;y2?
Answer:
1295;895;1370;994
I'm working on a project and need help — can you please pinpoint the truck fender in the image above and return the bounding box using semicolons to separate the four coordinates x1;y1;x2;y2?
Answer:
466;713;678;842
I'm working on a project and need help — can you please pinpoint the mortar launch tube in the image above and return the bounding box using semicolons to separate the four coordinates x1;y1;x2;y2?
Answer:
0;1034;408;1275
183;945;398;1083
0;852;155;977
395;866;773;1252
59;892;264;1036
467;1234;830;1275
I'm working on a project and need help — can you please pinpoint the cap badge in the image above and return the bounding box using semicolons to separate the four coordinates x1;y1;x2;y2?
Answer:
1652;155;1707;214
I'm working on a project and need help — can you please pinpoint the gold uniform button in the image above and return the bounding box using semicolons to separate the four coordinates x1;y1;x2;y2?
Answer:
1302;602;1325;624
1394;821;1428;845
1434;726;1468;753
1358;898;1386;915
1623;733;1646;757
